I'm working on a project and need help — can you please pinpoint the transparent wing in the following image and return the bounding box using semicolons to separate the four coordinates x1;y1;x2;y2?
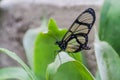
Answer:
66;38;80;52
62;8;96;41
65;34;88;52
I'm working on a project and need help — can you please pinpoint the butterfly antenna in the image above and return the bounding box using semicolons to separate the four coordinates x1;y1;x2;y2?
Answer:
93;25;97;34
93;25;100;43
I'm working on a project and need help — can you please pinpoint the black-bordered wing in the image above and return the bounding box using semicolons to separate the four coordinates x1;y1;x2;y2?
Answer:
56;8;96;53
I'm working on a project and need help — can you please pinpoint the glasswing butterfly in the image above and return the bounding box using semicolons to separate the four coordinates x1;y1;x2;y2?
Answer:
56;8;96;53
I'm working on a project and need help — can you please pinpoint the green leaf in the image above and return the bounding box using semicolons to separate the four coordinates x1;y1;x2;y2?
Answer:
0;48;37;80
34;18;66;80
34;18;82;80
46;52;94;80
46;52;75;80
23;18;48;69
0;67;30;80
99;0;120;56
94;34;120;80
95;71;101;80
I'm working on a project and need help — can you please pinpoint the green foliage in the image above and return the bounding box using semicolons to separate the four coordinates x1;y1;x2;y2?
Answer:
33;18;67;79
0;67;30;80
0;48;36;80
99;0;120;56
46;52;94;80
34;18;94;80
95;0;120;80
23;18;48;69
2;0;120;78
94;36;120;80
0;18;94;80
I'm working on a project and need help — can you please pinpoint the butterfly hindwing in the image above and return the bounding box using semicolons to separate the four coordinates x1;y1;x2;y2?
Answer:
65;33;88;52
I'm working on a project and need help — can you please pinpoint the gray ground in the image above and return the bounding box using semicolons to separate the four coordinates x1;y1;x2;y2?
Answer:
0;0;102;76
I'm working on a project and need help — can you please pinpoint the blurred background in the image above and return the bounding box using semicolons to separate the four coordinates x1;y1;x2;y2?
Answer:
0;0;103;76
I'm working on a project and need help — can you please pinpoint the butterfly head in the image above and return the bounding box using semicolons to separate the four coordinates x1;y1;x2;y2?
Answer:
55;41;66;51
55;41;61;45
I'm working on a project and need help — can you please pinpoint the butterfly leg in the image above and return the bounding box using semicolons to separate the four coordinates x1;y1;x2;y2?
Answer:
54;50;60;58
54;50;62;64
83;45;90;50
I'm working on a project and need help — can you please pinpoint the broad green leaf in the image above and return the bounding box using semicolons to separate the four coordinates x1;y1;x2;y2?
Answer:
34;18;66;80
94;34;120;80
0;48;37;80
23;18;48;69
0;67;30;80
34;18;81;80
46;52;75;80
95;71;101;80
46;52;94;80
99;0;120;56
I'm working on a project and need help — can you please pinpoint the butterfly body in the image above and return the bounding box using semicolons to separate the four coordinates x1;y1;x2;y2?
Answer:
56;8;96;53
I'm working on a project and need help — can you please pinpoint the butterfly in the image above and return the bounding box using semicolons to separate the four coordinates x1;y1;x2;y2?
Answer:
56;8;96;53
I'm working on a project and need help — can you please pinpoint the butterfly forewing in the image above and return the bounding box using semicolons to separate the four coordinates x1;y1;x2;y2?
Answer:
78;12;93;24
74;24;89;34
62;8;95;41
